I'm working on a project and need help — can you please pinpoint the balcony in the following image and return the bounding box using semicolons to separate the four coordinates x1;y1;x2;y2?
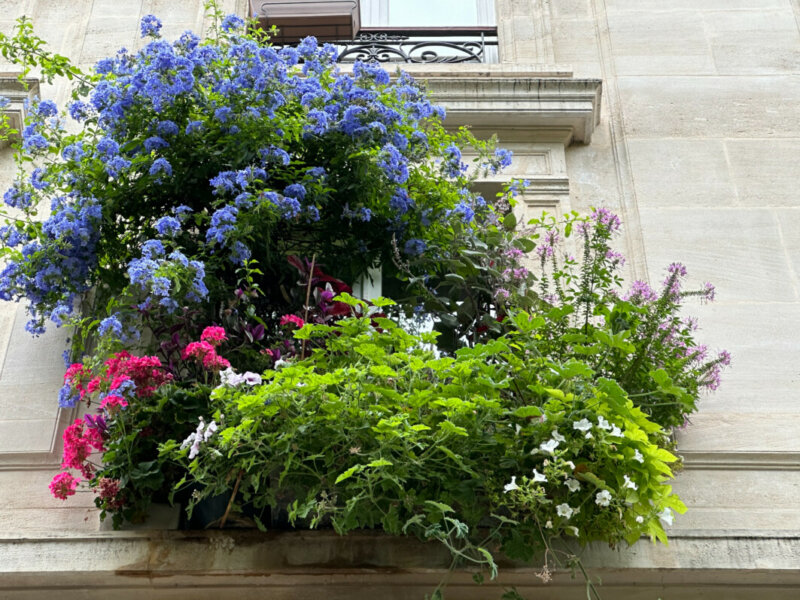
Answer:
333;27;498;64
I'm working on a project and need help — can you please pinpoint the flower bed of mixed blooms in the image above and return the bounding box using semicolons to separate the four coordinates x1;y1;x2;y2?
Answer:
1;6;728;598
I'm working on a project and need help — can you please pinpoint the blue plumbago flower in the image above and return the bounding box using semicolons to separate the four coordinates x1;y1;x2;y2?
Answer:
141;239;166;258
229;241;251;266
284;183;306;200
58;384;80;409
378;145;409;184
29;168;49;191
306;166;326;180
259;146;291;166
159;297;179;313
176;30;200;53
169;250;189;267
214;106;232;123
276;195;301;218
210;171;237;195
492;148;513;173
23;134;48;152
151;275;171;297
305;109;329;135
49;304;72;325
221;14;245;32
156;120;179;136
173;205;192;221
98;314;123;339
155;216;181;237
105;156;132;177
67;100;89;121
206;205;238;245
451;201;475;224
62;142;85;161
140;14;162;38
443;144;465;178
149;157;172;177
96;137;120;157
353;60;390;86
3;183;34;209
0;224;29;247
0;96;9;109
144;136;169;151
34;99;58;118
390;188;414;215
185;120;203;134
404;238;426;256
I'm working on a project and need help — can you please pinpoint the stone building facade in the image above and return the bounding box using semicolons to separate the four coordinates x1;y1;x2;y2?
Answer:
1;0;799;597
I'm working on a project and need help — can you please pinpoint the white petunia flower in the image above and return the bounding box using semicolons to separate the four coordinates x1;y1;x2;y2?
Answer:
274;359;290;369
552;430;565;443
218;367;246;387
242;371;262;386
565;478;580;492
504;476;520;493
545;520;553;529
532;468;547;482
515;424;522;435
633;449;644;463
572;418;592;432
595;490;612;507
566;526;579;536
609;425;623;437
585;431;593;439
556;503;574;519
180;417;207;459
203;420;218;442
540;439;559;454
623;474;638;490
564;460;576;470
635;516;644;524
597;415;612;431
658;508;674;527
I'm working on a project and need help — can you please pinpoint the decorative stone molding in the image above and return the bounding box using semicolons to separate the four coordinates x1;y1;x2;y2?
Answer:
0;76;39;149
420;74;602;145
3;530;800;599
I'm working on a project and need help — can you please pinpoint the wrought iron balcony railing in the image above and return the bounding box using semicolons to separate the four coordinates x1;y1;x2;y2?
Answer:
332;27;498;64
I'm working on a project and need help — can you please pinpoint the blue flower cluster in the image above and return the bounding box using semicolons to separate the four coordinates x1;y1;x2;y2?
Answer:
0;11;515;335
126;242;207;314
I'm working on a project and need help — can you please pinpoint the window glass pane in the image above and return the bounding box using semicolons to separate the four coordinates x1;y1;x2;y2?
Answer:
361;0;495;27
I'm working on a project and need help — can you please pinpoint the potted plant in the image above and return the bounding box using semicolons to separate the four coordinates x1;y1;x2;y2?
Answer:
0;5;728;597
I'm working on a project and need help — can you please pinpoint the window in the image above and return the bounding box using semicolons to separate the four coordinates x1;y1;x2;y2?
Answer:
361;0;495;27
344;0;498;63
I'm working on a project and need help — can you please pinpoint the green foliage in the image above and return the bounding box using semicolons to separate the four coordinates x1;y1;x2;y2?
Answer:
170;301;687;584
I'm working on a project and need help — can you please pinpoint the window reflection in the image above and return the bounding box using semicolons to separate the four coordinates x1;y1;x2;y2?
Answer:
361;0;495;27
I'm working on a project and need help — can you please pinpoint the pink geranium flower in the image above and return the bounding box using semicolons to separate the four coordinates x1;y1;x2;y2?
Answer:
49;472;80;500
200;326;227;346
280;314;305;328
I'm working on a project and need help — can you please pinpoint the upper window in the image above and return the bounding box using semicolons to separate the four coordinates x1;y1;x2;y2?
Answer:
361;0;495;27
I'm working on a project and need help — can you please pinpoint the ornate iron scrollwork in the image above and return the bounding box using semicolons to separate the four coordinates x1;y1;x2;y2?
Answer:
334;31;496;64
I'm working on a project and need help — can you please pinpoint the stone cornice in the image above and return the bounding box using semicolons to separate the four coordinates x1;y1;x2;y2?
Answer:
423;76;602;145
3;531;800;598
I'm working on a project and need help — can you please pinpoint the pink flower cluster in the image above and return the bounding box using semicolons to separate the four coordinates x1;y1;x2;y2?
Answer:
49;472;79;500
64;351;172;405
182;326;231;371
280;314;305;328
53;352;171;501
62;418;105;476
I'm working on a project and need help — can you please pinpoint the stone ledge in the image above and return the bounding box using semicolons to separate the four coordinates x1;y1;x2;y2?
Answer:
426;77;603;145
2;531;800;599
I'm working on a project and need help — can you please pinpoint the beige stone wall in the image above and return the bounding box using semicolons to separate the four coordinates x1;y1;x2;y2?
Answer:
551;0;800;535
1;0;800;595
